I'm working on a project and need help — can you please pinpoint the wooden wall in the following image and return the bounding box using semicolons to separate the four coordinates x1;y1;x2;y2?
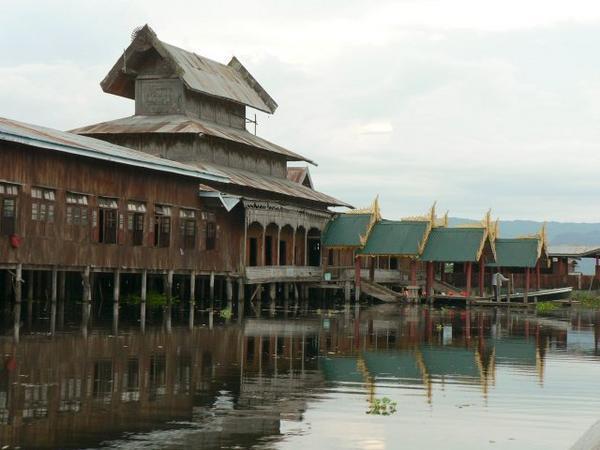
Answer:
0;142;244;273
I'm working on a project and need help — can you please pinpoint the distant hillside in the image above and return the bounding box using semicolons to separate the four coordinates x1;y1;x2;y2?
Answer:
449;218;600;246
449;218;600;275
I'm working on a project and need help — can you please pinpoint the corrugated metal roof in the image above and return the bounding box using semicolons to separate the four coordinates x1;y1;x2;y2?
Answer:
71;114;314;164
421;227;486;262
548;245;600;258
359;220;429;256
488;238;540;268
322;214;372;247
0;116;228;183
101;25;277;114
197;162;350;207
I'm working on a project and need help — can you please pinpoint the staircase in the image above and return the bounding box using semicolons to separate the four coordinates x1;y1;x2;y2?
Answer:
433;279;464;296
361;280;404;303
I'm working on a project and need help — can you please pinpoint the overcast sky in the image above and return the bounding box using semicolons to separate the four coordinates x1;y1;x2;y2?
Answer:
2;1;600;221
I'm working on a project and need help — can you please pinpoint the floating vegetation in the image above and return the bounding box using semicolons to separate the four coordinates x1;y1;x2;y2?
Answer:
219;307;233;320
123;291;179;308
366;397;397;416
535;302;559;314
571;291;600;308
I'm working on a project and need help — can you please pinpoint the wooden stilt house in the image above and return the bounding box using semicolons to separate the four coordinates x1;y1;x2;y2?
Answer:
420;213;496;298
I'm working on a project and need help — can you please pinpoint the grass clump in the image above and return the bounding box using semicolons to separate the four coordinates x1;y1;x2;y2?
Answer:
571;291;600;308
366;397;397;416
535;301;560;314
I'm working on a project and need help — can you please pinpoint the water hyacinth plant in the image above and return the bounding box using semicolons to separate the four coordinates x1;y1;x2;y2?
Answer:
366;397;398;416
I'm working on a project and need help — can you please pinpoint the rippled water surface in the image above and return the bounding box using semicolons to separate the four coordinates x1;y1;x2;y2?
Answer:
1;299;600;449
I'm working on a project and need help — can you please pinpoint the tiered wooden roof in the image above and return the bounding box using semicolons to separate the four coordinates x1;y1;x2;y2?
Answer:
322;197;381;248
488;225;548;268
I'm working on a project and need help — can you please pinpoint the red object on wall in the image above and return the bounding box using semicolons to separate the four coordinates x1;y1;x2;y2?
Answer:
9;234;22;248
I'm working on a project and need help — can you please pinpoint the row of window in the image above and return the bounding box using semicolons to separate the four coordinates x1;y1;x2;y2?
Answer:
0;183;217;250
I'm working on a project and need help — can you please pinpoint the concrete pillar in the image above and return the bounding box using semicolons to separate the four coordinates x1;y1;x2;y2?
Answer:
190;271;196;302
344;280;351;303
166;270;174;304
113;269;120;303
14;264;23;305
51;268;57;329
141;270;147;302
209;271;215;302
82;266;92;303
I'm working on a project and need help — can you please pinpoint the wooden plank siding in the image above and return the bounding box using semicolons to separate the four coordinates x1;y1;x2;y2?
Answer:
0;142;244;274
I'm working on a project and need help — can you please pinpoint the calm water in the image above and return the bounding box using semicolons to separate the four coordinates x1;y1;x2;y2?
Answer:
0;298;599;449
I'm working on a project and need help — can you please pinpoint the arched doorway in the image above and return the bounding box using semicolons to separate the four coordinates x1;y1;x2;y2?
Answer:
246;222;263;266
307;228;322;267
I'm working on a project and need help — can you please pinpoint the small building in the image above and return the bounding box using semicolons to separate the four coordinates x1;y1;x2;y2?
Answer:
420;225;496;297
488;235;548;293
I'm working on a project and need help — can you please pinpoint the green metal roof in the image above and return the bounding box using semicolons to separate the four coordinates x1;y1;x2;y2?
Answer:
322;213;372;248
420;227;485;262
358;220;429;256
488;238;539;268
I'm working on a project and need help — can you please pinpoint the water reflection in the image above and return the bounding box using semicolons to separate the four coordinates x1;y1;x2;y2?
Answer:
1;301;600;449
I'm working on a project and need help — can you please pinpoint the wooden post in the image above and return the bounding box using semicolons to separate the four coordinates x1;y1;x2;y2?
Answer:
238;278;245;301
369;257;375;282
113;269;120;303
304;228;308;266
292;229;296;266
226;277;233;302
261;226;266;266
27;270;34;302
410;259;417;285
479;258;485;297
58;270;66;302
209;271;215;302
536;261;541;290
525;268;530;304
276;227;281;266
425;261;434;299
354;256;361;302
51;267;58;304
269;283;276;301
465;262;472;298
283;282;289;301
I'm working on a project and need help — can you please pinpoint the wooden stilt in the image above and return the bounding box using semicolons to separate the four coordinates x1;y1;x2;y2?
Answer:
354;256;361;302
190;271;196;302
27;270;34;302
58;270;66;302
166;270;174;304
479;258;485;297
226;277;233;302
466;261;472;298
238;278;245;301
269;283;276;301
141;270;147;302
525;268;530;304
344;281;351;303
536;261;541;290
369;257;375;282
425;261;433;299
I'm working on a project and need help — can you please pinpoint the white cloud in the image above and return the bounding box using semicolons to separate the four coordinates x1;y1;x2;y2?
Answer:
2;1;600;221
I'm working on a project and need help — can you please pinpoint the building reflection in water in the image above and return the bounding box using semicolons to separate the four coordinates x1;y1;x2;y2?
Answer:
0;300;599;449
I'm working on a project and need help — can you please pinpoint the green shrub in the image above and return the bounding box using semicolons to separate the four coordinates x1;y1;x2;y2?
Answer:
571;291;600;308
535;301;559;314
